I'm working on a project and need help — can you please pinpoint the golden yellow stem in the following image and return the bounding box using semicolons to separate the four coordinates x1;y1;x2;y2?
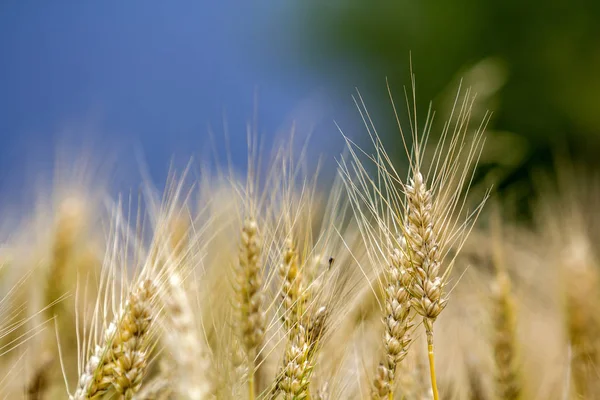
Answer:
427;329;440;400
388;391;394;400
248;369;255;400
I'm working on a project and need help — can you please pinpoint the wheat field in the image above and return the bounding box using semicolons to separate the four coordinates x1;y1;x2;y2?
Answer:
0;78;597;400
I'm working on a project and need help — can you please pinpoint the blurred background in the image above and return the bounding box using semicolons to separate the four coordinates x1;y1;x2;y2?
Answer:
1;1;600;215
298;0;600;217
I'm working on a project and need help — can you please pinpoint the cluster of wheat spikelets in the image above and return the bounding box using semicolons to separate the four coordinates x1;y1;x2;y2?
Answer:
0;79;599;400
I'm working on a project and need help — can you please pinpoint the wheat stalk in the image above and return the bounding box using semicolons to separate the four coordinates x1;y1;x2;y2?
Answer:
70;279;155;400
163;270;214;399
562;236;600;399
153;207;215;400
403;171;445;400
276;305;329;400
274;228;331;400
44;197;87;323
491;270;521;400
339;71;489;400
233;217;266;400
69;197;162;400
489;212;521;400
274;235;311;400
372;244;414;399
279;236;304;332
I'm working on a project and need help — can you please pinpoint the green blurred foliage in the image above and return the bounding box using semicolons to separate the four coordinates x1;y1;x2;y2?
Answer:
301;0;600;214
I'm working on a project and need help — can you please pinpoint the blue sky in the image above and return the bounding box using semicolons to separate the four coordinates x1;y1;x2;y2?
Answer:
0;1;357;198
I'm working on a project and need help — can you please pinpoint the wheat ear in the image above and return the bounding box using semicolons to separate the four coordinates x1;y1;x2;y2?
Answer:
279;237;304;331
233;217;266;400
70;279;155;399
278;305;329;400
44;197;83;321
163;270;214;399
563;238;600;398
275;236;329;400
491;270;521;400
490;213;521;400
158;212;214;399
276;236;308;399
339;74;489;400
372;245;413;400
403;171;445;400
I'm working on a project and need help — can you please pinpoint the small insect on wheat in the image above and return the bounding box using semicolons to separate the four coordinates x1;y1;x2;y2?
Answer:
270;149;351;400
